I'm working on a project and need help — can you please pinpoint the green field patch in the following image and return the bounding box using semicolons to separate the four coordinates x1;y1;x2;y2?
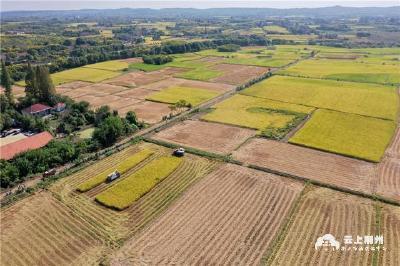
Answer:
128;62;168;72
242;75;399;120
263;25;289;33
289;109;396;162
279;58;400;84
174;67;223;81
51;67;122;85
146;86;221;106
202;94;314;138
95;156;182;210
77;127;95;139
77;149;154;192
83;60;129;71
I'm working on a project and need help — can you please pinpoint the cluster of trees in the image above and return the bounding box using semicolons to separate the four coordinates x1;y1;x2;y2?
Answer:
0;139;86;188
24;63;57;105
217;44;241;52
92;109;142;147
143;54;173;65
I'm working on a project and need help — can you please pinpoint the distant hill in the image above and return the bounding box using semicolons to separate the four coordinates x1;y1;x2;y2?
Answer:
2;6;400;21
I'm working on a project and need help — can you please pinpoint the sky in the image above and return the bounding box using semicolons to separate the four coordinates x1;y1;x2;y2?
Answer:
1;0;399;11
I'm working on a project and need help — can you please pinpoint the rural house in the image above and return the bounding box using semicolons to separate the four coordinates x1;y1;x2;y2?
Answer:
22;103;52;117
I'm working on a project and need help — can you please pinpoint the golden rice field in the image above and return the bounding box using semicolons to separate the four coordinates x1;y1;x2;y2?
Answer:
146;86;222;106
95;156;182;210
76;149;154;192
82;60;129;71
263;25;289;33
279;58;400;84
202;94;314;132
289;109;397;162
241;75;399;120
51;67;122;85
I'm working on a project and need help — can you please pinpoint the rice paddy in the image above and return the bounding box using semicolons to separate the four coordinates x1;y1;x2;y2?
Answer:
202;94;313;136
279;58;400;84
77;149;154;192
289;109;397;162
241;75;399;120
51;67;122;85
95;156;182;210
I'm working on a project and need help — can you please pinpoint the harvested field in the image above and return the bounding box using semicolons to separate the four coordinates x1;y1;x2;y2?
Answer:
78;83;129;94
111;164;304;266
118;101;172;124
78;95;122;109
265;187;376;265
376;159;400;202
56;81;92;90
139;77;234;92
0;85;26;98
0;191;105;266
210;63;269;85
375;127;400;201
103;70;172;87
62;88;110;99
106;98;143;111
379;205;400;265
114;88;154;100
146;86;221;106
152;120;256;154
233;138;375;194
121;58;142;64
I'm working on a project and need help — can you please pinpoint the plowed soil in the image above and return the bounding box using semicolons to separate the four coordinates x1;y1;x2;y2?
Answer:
266;187;376;266
211;63;269;85
118;101;172;123
375;126;400;202
152;120;256;154
233;138;376;194
110;164;303;266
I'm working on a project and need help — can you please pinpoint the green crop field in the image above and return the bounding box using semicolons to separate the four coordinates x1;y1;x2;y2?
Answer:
77;127;95;139
83;60;129;71
77;149;154;192
202;94;314;139
51;67;122;85
128;62;167;72
263;25;289;33
146;86;221;106
241;75;399;120
289;109;396;162
279;58;400;84
95;156;182;210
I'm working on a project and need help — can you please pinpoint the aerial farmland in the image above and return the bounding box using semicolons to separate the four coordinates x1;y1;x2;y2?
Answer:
1;4;400;266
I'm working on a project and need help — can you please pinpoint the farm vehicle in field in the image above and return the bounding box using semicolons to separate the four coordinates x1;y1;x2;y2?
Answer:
107;170;121;182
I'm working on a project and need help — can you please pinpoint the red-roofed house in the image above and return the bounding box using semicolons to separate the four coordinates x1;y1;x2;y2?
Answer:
0;131;53;160
22;103;52;117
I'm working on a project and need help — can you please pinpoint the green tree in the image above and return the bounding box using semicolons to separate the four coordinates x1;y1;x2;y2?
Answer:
1;60;13;104
25;62;38;99
93;116;124;147
125;111;138;125
36;65;56;104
